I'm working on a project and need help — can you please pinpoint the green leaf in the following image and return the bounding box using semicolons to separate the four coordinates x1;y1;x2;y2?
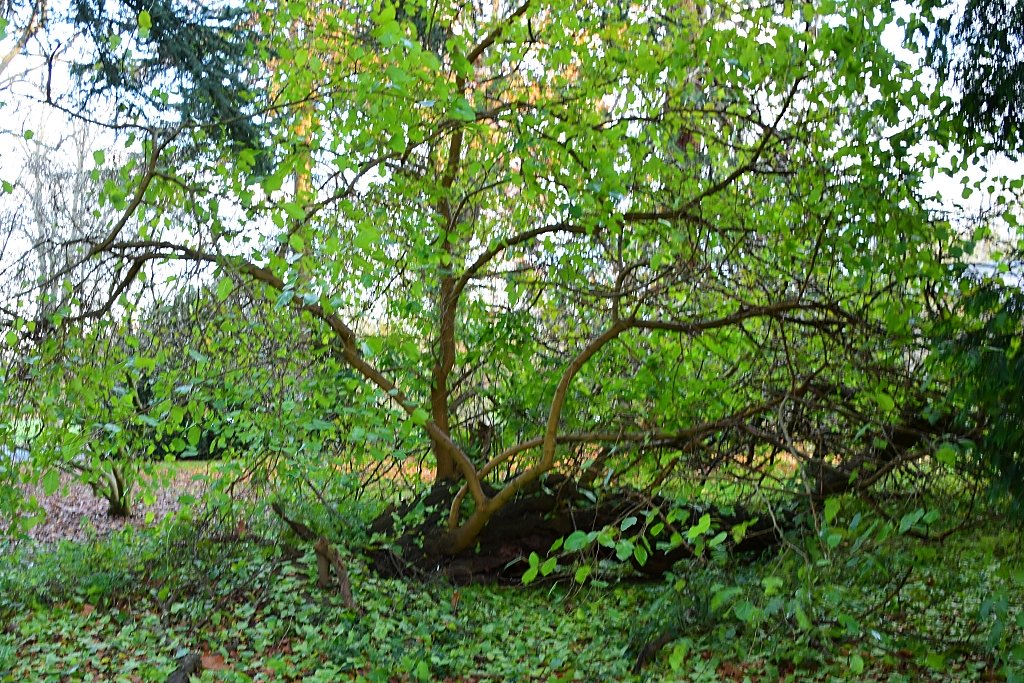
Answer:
710;586;742;612
4;329;16;347
42;469;60;496
401;341;421;359
564;530;589;552
934;442;957;466
216;277;234;302
849;654;865;674
522;552;540;584
169;406;185;427
874;392;895;412
275;289;294;308
262;170;287;193
93;150;105;166
573;565;591;584
138;10;152;39
898;508;924;534
283;202;306;221
450;98;476;122
23;130;33;141
761;576;783;596
687;513;711;541
387;130;406;153
824;497;840;525
410;408;429;426
668;640;689;671
372;4;395;24
354;224;380;251
451;53;472;77
724;519;748;543
734;600;758;623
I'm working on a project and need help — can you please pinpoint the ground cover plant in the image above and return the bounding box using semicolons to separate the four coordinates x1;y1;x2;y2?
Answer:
1;0;1023;679
0;479;1021;681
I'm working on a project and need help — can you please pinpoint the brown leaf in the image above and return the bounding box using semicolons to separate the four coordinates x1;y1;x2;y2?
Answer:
81;603;95;616
201;653;229;671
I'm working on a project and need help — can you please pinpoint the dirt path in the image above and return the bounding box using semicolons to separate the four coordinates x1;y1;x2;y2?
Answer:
20;467;209;543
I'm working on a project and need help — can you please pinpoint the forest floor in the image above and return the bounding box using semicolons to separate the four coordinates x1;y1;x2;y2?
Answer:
1;474;1022;682
19;466;206;543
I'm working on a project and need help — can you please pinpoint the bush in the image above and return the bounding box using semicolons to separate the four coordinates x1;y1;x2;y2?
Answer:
938;279;1024;513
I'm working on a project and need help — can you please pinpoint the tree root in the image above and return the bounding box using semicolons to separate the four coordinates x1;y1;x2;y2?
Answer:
368;477;795;583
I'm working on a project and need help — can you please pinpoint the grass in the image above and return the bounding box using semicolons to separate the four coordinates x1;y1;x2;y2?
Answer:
0;491;1022;682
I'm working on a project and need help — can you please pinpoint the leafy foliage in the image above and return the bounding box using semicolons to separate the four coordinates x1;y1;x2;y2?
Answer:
0;10;1022;683
2;0;976;562
938;278;1024;514
71;0;266;155
924;0;1024;150
0;489;1021;681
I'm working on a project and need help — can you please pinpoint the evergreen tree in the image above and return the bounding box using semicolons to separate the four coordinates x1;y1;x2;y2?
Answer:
925;0;1024;150
71;0;264;155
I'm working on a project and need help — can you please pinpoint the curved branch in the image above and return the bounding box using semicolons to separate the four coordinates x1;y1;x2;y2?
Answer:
623;78;802;224
447;411;778;529
55;242;491;508
0;0;46;77
443;298;836;544
466;1;532;65
443;320;630;549
451;221;589;302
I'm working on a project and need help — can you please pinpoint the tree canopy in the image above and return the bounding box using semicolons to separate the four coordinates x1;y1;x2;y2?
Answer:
0;0;1019;575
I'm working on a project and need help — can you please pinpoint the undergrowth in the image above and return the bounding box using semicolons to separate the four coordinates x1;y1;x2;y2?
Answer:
0;492;1022;682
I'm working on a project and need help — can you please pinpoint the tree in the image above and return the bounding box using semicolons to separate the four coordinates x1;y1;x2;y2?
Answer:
919;0;1024;513
923;0;1024;150
929;230;1024;515
0;0;46;78
2;0;967;571
69;0;265;154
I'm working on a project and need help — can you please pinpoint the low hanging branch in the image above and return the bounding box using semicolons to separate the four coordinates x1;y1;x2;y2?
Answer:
314;536;357;611
271;502;357;610
442;301;827;553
